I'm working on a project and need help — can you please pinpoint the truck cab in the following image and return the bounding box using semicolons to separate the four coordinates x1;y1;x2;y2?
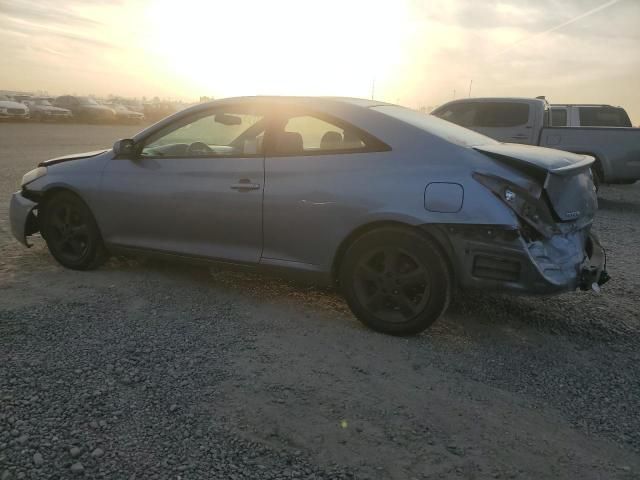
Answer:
431;98;550;144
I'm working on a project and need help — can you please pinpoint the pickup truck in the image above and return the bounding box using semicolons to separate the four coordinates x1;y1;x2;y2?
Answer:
431;97;640;186
551;104;632;128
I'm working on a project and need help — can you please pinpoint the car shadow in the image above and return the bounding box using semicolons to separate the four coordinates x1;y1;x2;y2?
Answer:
103;254;637;346
597;197;639;211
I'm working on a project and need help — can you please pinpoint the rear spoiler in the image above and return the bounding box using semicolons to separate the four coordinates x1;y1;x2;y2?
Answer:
550;155;595;175
474;147;594;183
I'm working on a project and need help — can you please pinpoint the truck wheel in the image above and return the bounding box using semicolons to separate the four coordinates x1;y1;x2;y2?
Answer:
339;227;452;335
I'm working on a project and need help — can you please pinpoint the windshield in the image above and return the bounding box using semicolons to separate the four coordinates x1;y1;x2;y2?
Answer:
78;96;98;106
373;105;498;147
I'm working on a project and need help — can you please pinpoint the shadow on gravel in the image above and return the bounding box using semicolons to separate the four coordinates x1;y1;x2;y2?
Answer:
448;291;638;346
102;254;638;347
598;197;639;211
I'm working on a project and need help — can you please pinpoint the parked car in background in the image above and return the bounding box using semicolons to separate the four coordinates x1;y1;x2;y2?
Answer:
105;103;145;124
143;101;178;122
432;97;640;187
0;95;30;120
10;96;608;335
11;94;33;103
24;98;72;122
54;96;115;123
551;104;632;127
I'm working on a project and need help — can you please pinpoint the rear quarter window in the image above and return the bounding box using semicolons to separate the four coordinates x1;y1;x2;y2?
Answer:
375;105;497;148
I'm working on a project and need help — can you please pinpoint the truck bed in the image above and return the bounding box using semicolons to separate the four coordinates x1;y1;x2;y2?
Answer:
539;127;640;183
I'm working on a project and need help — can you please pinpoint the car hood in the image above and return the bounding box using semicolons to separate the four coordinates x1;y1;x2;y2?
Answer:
38;150;108;167
474;143;593;176
38;105;70;113
117;109;143;115
0;100;27;109
81;105;114;112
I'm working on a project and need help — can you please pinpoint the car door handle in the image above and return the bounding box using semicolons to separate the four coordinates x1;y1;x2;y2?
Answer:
230;179;261;191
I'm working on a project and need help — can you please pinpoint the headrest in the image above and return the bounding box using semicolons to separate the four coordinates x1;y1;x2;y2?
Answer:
277;132;303;153
342;130;363;148
320;131;343;150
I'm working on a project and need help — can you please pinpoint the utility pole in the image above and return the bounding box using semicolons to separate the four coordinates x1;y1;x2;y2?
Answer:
371;78;376;100
468;79;473;97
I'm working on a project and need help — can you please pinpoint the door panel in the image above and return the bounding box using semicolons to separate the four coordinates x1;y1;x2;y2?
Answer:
98;156;264;263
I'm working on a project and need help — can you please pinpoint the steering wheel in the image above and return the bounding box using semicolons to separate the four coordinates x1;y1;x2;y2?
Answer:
187;141;213;155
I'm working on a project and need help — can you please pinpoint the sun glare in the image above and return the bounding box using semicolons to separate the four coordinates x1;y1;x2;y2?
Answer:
142;0;411;99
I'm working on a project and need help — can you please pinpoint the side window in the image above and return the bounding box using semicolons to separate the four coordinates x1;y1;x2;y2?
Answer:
551;108;567;126
579;107;632;127
275;115;368;154
141;109;266;158
434;103;477;127
476;103;530;127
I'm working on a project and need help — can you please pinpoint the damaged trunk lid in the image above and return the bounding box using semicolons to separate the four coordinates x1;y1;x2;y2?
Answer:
475;143;598;223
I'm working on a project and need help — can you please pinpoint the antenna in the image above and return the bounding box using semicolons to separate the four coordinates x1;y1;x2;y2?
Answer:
468;79;473;97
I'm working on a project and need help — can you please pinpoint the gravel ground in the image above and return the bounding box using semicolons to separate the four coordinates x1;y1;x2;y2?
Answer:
1;123;639;479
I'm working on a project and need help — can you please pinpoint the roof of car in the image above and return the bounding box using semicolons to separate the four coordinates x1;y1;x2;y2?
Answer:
551;104;622;108
199;96;394;109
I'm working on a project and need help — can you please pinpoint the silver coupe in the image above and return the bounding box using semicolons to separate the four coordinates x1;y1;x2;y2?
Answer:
10;97;609;334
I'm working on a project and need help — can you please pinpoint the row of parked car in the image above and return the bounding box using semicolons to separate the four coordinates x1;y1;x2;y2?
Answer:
0;94;148;123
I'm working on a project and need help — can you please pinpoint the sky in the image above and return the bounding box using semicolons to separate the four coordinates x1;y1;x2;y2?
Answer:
1;0;639;122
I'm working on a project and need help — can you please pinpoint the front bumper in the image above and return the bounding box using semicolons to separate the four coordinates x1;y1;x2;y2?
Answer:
9;191;38;247
438;225;609;295
0;113;29;120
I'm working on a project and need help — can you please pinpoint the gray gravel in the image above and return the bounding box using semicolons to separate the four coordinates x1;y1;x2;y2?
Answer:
1;123;639;479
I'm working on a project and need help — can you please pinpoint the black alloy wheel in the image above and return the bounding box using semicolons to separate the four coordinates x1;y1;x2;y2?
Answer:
340;227;452;335
41;191;108;270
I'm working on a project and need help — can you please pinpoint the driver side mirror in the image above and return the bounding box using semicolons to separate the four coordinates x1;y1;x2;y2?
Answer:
113;138;137;158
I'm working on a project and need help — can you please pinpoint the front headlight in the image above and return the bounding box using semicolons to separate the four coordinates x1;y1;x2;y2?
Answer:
21;166;47;187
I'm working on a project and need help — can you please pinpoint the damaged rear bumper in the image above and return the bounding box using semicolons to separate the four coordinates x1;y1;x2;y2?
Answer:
436;225;609;295
9;190;39;247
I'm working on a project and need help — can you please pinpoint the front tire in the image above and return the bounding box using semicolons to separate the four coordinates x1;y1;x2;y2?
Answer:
41;191;109;270
339;227;452;335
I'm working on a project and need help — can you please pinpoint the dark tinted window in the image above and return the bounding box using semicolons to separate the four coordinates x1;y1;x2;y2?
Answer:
579;107;632;127
475;103;529;127
552;108;568;126
433;103;478;127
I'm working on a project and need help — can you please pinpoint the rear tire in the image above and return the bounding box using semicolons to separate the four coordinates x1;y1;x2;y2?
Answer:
339;227;452;335
41;191;109;270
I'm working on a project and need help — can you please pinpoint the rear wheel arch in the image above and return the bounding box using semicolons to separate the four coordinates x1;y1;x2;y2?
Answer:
331;221;455;286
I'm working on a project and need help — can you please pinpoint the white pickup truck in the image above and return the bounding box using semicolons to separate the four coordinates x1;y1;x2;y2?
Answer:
432;97;640;186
